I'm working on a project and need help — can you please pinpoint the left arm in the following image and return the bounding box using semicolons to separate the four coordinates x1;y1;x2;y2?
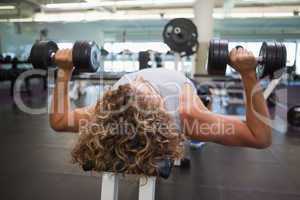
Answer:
180;49;272;149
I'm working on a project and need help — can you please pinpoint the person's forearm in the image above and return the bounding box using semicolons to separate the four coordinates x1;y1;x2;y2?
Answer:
50;69;73;131
241;71;272;145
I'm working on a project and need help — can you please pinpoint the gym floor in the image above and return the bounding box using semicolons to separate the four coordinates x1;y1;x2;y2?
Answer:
1;82;300;200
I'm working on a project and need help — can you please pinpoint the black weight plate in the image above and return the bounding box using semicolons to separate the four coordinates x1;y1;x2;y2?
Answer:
73;41;90;73
72;41;84;74
72;41;80;69
163;18;198;56
29;41;58;69
73;41;100;73
269;42;278;79
46;41;59;67
272;42;283;79
208;39;224;75
172;26;189;44
213;39;221;72
163;23;176;51
207;39;215;74
208;39;218;74
264;42;273;79
212;39;227;76
175;18;197;45
265;42;277;79
219;39;228;75
29;43;40;69
40;41;56;68
258;42;275;79
171;19;194;53
280;42;287;76
274;42;286;78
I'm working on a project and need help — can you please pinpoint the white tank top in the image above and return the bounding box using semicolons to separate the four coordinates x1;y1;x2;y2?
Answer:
113;68;196;131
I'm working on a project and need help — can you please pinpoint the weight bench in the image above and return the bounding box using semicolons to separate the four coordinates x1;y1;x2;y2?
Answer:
99;158;189;200
83;159;172;200
101;172;156;200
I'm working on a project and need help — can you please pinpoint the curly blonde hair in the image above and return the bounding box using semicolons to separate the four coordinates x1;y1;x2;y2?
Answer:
71;84;185;177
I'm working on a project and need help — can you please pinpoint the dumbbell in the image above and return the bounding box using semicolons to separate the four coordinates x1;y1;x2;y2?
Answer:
207;39;287;79
29;40;101;73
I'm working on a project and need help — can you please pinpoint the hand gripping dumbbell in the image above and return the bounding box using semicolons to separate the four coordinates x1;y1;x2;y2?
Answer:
29;40;101;73
207;39;287;79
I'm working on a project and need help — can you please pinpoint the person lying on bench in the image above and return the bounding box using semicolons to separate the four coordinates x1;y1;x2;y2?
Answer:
49;48;271;176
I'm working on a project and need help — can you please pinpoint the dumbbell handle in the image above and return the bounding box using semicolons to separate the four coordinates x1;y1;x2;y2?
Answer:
234;46;263;64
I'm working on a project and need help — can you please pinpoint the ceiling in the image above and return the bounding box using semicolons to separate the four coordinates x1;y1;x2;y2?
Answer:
0;0;300;21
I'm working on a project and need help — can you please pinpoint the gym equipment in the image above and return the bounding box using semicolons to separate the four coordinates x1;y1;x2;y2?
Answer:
82;160;95;171
180;158;191;169
101;172;156;200
207;39;287;79
163;18;199;57
189;79;212;108
196;84;212;107
288;106;300;127
155;53;163;68
29;41;58;69
99;160;169;200
4;55;12;63
29;40;101;73
138;51;151;70
157;159;173;179
82;158;173;179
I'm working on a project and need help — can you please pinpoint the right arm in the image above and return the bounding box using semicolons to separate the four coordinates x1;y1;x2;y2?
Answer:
49;49;94;133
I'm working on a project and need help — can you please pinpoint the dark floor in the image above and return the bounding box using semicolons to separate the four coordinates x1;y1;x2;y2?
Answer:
1;81;300;200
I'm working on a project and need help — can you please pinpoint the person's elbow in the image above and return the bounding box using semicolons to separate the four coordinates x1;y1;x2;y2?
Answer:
252;127;272;149
49;114;68;132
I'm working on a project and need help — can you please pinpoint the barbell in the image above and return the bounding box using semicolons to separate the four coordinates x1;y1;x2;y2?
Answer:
29;40;101;73
207;39;287;79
